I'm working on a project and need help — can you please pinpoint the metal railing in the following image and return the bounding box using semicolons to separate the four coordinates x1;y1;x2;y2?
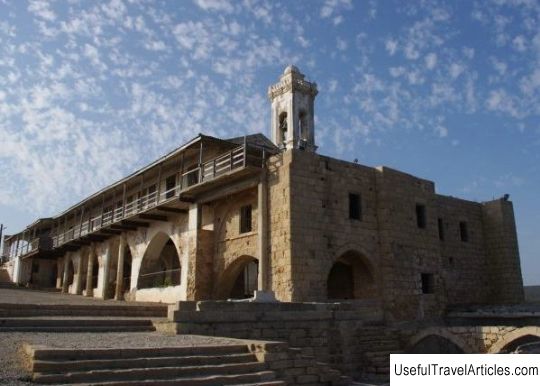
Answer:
46;145;260;249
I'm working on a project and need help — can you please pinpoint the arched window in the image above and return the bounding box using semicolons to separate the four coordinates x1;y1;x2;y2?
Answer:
298;111;308;141
279;112;288;144
138;236;181;289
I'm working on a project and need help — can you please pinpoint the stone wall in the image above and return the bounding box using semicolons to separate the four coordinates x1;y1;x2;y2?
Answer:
165;300;385;380
279;149;524;320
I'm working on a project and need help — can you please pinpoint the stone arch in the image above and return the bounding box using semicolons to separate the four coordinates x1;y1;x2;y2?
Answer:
407;328;474;354
137;231;181;290
215;255;258;300
489;327;540;353
327;249;376;300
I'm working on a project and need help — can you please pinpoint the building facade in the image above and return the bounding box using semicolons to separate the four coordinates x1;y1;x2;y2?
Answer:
1;66;524;321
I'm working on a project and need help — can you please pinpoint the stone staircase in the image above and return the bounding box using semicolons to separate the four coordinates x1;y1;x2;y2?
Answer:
25;344;285;385
0;267;15;288
357;327;402;383
0;303;167;332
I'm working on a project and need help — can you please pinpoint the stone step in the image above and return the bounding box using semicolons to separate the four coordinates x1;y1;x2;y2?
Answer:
30;345;249;361
0;325;155;333
33;362;267;384
234;382;286;386
33;353;256;373
0;303;167;318
70;371;278;386
0;317;154;327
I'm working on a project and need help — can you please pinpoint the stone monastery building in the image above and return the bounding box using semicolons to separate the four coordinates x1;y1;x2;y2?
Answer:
2;66;524;321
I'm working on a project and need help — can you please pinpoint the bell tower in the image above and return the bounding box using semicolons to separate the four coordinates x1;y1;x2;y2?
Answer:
268;65;318;152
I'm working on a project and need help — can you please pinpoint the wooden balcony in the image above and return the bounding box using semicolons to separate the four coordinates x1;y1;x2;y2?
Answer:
48;143;264;252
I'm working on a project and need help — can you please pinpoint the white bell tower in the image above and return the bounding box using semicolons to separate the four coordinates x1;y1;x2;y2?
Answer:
268;65;318;152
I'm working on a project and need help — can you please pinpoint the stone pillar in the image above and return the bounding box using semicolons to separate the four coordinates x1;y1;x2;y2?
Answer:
101;244;112;300
85;245;95;297
254;169;276;302
115;235;126;300
74;255;83;295
61;253;70;293
257;171;269;291
56;258;63;289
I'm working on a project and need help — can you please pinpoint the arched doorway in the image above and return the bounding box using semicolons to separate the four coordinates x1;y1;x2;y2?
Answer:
137;234;181;290
122;246;133;297
408;335;465;354
327;250;375;300
216;256;258;299
499;335;540;353
91;259;99;290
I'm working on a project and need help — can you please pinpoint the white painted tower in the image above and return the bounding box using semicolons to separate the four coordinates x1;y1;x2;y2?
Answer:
268;66;318;152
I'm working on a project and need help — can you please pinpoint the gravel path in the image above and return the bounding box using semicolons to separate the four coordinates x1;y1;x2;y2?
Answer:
0;332;243;385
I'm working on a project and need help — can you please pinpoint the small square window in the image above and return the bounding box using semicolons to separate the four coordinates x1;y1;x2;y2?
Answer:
438;218;445;240
240;205;252;234
416;204;426;229
421;273;435;294
459;221;468;242
349;193;361;220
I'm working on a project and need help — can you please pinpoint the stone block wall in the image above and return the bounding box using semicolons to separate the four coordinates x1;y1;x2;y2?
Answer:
277;149;524;321
482;199;524;303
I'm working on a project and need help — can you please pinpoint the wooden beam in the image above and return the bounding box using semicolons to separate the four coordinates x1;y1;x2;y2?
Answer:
121;220;150;228
111;224;137;231
100;229;122;235
179;195;196;203
138;213;168;222
82;235;108;242
156;207;187;214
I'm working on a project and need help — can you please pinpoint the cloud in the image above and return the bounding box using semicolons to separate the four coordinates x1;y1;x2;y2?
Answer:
385;39;397;56
193;0;234;13
28;0;56;21
320;0;352;20
425;53;437;70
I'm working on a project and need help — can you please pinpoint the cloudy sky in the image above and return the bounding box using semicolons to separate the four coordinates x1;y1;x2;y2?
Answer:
0;0;539;283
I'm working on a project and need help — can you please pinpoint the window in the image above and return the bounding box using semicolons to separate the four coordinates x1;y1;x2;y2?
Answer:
421;273;435;294
165;175;176;199
240;205;252;233
279;112;287;145
416;204;426;229
438;218;444;240
459;221;468;242
349;193;361;220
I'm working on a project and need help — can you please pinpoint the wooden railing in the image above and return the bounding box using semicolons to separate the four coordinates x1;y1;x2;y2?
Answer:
46;145;261;249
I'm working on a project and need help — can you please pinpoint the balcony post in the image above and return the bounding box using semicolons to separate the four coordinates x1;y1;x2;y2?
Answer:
198;141;203;183
180;152;185;191
114;234;126;300
243;136;247;167
79;207;85;237
99;194;105;228
122;183;127;218
157;163;162;204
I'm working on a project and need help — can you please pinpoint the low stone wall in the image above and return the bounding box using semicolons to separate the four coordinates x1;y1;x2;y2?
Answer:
162;300;385;380
247;340;348;386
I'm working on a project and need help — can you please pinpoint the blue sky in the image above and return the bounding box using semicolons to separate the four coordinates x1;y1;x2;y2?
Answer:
0;0;539;284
